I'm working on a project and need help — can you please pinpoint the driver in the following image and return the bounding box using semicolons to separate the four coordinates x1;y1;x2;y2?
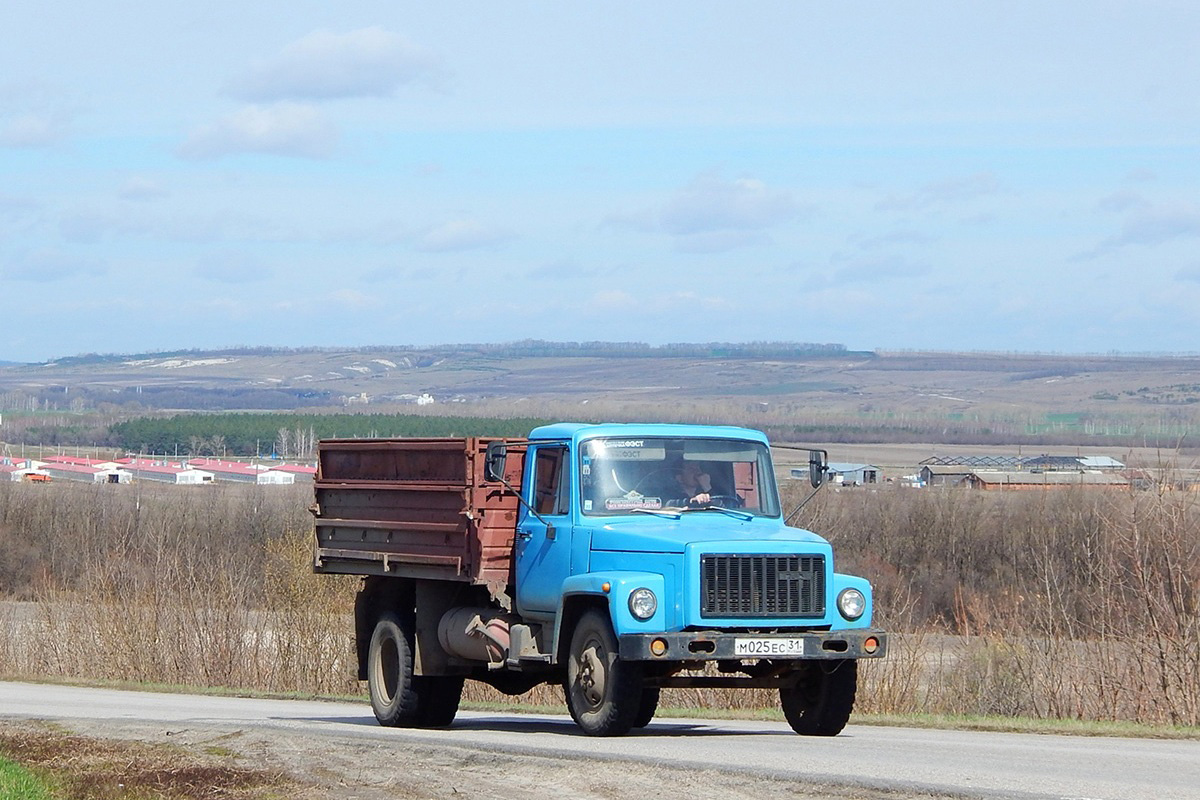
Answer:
673;461;713;505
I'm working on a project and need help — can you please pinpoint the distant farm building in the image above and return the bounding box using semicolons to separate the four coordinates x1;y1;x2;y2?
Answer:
118;459;214;485
790;463;881;486
917;452;1130;490
1;459;50;482
965;471;1129;491
920;454;1126;471
269;463;317;482
919;465;974;488
38;462;130;484
188;458;295;485
43;455;123;470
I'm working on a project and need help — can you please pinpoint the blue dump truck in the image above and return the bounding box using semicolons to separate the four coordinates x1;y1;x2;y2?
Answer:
312;423;886;736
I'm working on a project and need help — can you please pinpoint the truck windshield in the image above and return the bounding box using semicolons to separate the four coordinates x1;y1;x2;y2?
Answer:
578;437;780;517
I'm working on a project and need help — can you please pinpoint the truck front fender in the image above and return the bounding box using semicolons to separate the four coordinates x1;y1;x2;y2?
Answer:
831;572;874;629
553;572;667;657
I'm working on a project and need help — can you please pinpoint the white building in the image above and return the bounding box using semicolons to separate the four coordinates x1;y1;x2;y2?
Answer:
188;459;295;485
120;459;214;485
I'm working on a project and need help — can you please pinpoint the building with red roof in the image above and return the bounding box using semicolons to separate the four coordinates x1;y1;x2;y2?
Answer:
187;458;294;485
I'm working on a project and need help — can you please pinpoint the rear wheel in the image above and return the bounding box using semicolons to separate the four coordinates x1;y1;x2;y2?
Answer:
367;613;419;727
779;659;857;736
564;609;644;736
414;675;464;728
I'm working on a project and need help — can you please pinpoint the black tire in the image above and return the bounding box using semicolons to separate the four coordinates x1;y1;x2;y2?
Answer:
414;675;465;728
779;659;858;736
632;687;660;729
564;609;644;736
367;612;419;727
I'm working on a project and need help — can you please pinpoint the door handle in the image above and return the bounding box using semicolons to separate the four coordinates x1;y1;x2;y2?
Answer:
517;529;533;542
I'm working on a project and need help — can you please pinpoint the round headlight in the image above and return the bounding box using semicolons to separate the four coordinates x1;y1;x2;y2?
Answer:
628;588;658;620
837;588;866;621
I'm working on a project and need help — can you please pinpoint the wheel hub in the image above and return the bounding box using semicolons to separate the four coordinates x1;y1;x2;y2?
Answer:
577;643;607;707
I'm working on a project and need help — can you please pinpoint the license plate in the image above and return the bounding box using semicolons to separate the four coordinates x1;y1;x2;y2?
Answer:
734;637;805;656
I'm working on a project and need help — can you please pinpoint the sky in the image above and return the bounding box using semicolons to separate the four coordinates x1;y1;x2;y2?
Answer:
2;1;1199;362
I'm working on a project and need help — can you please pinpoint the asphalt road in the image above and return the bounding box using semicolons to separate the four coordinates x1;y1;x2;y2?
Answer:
2;681;1198;800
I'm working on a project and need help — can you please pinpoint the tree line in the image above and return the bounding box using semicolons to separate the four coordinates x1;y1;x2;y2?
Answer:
108;413;553;456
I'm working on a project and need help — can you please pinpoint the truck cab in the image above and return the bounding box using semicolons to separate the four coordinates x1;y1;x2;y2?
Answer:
500;423;884;734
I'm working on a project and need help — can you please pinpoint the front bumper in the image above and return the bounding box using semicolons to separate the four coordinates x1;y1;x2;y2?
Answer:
618;629;887;662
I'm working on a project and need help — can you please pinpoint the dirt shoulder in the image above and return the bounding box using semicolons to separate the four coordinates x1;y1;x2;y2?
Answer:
2;718;954;800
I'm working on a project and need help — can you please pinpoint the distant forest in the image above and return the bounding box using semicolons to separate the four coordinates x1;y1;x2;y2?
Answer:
109;414;554;457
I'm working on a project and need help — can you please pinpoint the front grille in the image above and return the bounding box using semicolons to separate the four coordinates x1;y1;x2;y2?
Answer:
701;554;825;618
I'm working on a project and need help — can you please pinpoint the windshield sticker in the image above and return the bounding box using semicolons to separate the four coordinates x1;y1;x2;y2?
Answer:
589;439;664;460
605;496;663;511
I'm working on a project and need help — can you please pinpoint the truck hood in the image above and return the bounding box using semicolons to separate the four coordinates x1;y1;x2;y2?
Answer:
586;515;829;555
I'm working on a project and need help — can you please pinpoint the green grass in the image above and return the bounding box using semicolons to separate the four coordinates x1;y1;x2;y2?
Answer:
0;757;55;800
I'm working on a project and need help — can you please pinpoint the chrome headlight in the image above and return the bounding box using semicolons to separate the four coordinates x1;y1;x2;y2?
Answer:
628;588;658;620
837;588;866;621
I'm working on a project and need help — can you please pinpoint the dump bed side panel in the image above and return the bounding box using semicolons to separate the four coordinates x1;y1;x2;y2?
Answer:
312;437;526;585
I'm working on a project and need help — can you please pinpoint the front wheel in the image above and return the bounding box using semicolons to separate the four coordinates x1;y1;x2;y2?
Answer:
564;609;644;736
632;687;660;728
779;659;858;736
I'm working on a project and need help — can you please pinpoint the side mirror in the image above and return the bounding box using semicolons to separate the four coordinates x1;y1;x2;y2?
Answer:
808;449;828;489
484;441;508;483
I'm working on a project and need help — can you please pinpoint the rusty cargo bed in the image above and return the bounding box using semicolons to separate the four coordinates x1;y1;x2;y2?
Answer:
312;437;526;586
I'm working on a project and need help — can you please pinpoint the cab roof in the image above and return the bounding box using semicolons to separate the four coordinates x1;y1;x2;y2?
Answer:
528;422;769;445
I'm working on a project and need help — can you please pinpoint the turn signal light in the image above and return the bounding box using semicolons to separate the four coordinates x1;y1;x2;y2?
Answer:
650;638;669;657
601;582;611;593
863;636;879;654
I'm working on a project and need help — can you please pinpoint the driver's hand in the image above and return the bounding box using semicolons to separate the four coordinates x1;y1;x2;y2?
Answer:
691;492;711;504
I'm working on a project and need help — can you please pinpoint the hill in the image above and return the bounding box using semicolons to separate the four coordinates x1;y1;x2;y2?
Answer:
1;343;1199;450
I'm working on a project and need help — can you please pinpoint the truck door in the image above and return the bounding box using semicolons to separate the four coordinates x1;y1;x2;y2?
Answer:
515;443;572;616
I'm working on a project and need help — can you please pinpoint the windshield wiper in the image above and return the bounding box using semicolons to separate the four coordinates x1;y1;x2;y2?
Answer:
630;507;682;519
678;505;755;521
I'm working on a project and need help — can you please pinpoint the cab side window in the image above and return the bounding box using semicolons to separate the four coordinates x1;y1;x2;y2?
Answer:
533;446;570;515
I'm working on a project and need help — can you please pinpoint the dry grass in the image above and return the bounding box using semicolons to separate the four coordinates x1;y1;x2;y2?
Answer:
0;722;300;800
2;478;1198;728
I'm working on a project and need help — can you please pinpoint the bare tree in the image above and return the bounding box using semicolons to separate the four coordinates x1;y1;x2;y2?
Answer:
275;428;291;459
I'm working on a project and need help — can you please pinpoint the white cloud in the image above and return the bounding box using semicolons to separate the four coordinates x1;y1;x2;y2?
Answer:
195;252;272;284
415;219;514;252
659;175;800;235
1175;264;1200;283
1096;189;1149;213
0;112;64;147
227;27;443;102
876;172;1001;212
673;230;770;254
851;230;936;250
527;259;601;280
805;254;930;290
330;289;382;310
0;251;105;282
119;177;168;202
178;103;338;160
607;174;802;252
1094;206;1200;252
590;289;636;310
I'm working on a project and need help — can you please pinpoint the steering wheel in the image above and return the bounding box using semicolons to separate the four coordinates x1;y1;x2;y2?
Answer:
685;494;745;509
